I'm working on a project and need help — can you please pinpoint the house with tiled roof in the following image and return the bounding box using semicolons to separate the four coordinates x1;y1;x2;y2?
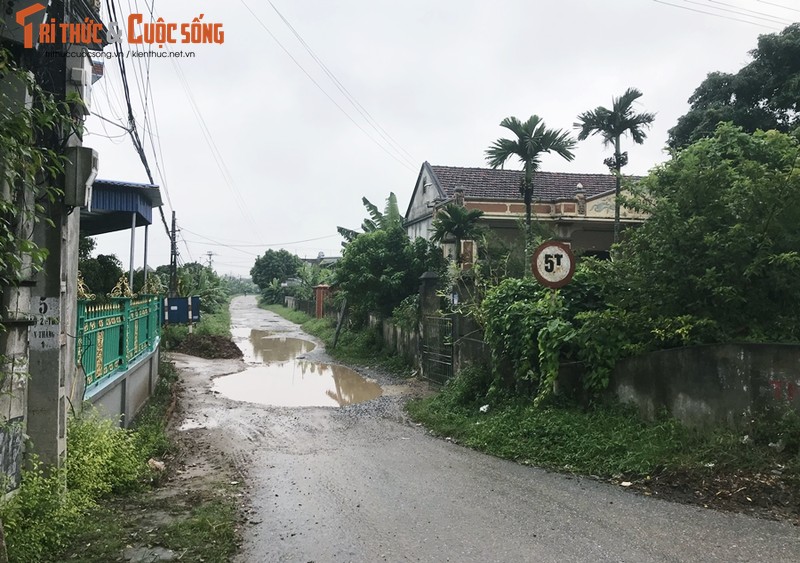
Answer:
404;162;647;260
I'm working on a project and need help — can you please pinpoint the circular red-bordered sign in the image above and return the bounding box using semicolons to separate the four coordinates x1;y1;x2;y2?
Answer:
531;241;576;289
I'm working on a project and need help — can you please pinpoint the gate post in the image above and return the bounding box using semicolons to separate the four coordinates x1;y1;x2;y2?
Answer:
314;285;331;319
418;272;440;316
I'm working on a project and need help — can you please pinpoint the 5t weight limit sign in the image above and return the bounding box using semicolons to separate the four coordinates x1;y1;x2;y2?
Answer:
531;241;575;289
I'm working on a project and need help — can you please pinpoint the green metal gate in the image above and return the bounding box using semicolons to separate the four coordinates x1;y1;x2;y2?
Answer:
421;315;453;384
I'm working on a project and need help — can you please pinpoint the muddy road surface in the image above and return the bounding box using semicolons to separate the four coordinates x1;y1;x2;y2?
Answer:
171;296;800;562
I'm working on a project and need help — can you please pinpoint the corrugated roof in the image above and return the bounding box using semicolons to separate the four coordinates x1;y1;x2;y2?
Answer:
93;179;163;207
429;164;625;202
80;179;162;236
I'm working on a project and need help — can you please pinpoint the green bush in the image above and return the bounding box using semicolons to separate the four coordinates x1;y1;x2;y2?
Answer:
0;412;149;562
391;294;419;331
0;457;90;562
66;411;145;498
0;363;177;563
439;364;494;408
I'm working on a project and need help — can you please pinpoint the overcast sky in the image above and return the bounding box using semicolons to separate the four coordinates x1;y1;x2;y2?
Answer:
84;0;793;278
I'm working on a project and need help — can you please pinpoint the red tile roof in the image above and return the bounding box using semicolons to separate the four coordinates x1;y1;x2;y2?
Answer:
429;164;624;202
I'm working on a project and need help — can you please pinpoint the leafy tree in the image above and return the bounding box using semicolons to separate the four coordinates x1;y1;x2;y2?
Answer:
430;203;484;265
614;123;800;341
485;116;575;247
288;262;335;300
79;254;124;298
669;24;800;149
176;262;228;313
335;225;445;323
78;235;96;261
575;88;655;243
0;48;70;288
250;249;302;291
337;192;402;244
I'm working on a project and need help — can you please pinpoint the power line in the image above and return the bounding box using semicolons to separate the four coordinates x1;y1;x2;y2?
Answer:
703;0;792;23
238;0;415;172
118;0;175;213
266;0;417;167
171;65;265;241
90;110;131;132
652;0;784;28
104;0;172;240
756;0;800;15
180;228;339;247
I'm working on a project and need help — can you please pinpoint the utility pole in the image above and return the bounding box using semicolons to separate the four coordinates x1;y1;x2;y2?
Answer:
169;211;178;297
27;0;77;467
205;251;214;268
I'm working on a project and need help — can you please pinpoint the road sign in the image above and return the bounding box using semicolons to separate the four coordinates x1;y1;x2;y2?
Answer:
531;241;575;289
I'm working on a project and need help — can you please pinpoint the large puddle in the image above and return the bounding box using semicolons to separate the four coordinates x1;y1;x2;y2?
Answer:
213;329;382;407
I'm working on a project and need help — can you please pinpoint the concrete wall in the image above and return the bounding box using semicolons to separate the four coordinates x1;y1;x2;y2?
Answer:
380;319;420;369
613;343;800;429
87;346;160;427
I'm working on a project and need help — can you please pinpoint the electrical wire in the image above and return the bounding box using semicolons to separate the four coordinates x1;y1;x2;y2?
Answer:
756;0;800;15
707;0;792;22
167;59;265;241
239;0;416;172
266;0;416;167
90;110;132;132
652;0;784;28
117;0;175;213
180;228;339;247
104;0;172;240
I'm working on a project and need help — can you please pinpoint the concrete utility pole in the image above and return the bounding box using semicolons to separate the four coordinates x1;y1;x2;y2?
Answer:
0;73;35;490
169;211;178;297
26;0;82;467
205;251;214;268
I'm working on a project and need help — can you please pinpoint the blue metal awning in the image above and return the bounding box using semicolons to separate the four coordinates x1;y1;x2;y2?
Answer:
80;180;162;236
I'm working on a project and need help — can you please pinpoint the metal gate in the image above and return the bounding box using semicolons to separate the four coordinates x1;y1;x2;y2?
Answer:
421;315;453;384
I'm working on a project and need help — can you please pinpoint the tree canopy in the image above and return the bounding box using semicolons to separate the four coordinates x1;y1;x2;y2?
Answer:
250;249;302;291
79;254;124;298
575;88;655;243
335;225;445;322
616;123;800;341
485;115;575;240
430;203;484;265
669;24;800;149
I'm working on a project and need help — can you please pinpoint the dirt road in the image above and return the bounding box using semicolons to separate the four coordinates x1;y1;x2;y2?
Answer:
171;296;800;562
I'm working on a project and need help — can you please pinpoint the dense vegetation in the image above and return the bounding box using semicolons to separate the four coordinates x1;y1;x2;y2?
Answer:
669;23;800;149
468;124;800;406
0;363;177;561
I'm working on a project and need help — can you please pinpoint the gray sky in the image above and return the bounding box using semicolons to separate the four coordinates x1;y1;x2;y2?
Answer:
85;0;792;278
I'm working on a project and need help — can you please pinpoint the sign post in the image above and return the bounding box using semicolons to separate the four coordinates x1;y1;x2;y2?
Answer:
531;241;576;289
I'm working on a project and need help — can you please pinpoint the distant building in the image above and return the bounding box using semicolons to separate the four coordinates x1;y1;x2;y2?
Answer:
404;162;647;261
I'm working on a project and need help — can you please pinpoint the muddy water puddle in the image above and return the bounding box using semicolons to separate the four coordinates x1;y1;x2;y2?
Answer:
215;329;382;407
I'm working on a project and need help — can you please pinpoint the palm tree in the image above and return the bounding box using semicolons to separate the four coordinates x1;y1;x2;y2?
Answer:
430;203;484;265
486;116;576;246
575;88;655;243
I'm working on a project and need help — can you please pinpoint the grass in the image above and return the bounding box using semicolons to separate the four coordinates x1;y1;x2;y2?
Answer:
262;303;414;375
62;490;238;563
13;335;239;563
261;303;312;325
406;366;800;483
53;357;240;563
